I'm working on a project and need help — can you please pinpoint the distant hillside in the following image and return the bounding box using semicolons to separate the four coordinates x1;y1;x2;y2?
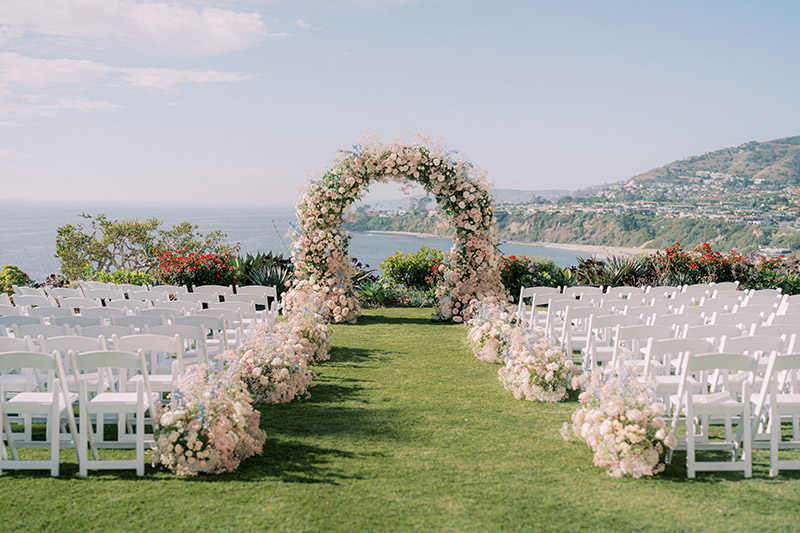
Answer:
630;135;800;188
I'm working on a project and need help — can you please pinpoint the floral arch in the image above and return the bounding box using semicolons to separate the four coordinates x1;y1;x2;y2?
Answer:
285;135;507;323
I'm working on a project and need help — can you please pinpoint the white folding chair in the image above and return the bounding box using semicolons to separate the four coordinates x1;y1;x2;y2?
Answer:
193;284;234;296
517;286;559;326
58;297;100;315
53;315;103;329
671;352;757;478
611;324;674;367
0;304;20;316
146;324;209;368
115;315;165;333
752;351;800;476
0;350;79;476
113;334;182;392
70;350;157;477
582;313;641;370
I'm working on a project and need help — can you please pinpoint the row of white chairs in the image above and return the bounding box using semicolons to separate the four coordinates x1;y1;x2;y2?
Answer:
13;282;275;300
515;284;800;478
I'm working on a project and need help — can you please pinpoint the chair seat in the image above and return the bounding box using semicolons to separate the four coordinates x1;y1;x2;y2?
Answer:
672;392;745;415
6;391;78;413
130;374;173;393
88;392;150;412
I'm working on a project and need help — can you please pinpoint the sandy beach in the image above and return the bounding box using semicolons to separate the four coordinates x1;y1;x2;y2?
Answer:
364;230;656;257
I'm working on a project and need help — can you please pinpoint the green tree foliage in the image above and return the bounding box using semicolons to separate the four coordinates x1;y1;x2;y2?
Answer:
56;213;229;280
380;246;446;290
0;264;33;296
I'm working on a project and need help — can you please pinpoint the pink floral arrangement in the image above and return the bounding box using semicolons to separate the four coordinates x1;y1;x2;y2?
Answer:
152;364;266;476
288;133;506;322
465;298;516;363
563;360;676;478
498;326;574;402
228;321;317;404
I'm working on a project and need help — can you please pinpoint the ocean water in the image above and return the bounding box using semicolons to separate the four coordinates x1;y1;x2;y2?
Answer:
0;201;580;282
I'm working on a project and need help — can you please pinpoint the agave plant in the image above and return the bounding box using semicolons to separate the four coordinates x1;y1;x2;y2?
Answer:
233;251;295;299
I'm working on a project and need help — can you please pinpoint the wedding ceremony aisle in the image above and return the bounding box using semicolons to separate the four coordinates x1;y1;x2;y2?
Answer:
1;308;799;531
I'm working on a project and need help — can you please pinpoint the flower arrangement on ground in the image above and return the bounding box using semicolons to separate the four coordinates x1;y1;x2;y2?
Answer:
152;364;266;476
288;132;506;323
563;360;676;478
465;298;516;363
228;320;317;404
498;326;574;402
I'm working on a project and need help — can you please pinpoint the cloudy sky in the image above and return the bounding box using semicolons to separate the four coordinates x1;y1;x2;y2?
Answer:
2;0;799;206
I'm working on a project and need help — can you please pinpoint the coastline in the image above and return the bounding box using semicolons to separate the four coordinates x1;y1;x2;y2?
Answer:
363;230;656;257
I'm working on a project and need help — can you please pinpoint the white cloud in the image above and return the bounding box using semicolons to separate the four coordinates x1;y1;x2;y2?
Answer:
0;52;253;117
0;0;275;57
292;19;313;30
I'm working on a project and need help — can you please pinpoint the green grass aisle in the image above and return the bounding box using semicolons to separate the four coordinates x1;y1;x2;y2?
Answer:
2;308;800;531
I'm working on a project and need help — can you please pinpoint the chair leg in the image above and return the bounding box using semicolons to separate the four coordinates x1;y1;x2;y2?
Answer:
50;404;60;477
743;399;752;478
79;406;88;477
770;405;781;477
136;401;144;477
687;405;696;479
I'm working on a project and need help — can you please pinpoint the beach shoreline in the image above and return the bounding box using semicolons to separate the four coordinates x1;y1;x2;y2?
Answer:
363;230;656;257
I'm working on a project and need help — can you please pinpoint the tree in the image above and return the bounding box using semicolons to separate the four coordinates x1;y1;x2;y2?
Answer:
55;213;229;280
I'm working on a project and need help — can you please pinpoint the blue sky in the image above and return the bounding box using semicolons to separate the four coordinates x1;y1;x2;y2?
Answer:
1;0;799;206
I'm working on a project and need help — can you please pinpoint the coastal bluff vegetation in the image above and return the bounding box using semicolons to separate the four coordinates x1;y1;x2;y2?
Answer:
347;135;800;253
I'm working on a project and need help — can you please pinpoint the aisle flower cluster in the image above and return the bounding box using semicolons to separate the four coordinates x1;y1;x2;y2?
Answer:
289;133;506;323
498;326;574;403
563;360;676;478
465;298;516;363
152;364;266;476
228;283;332;403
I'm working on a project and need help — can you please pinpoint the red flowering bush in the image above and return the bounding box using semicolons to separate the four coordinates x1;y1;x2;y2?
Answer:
156;246;239;288
645;243;739;286
500;255;561;300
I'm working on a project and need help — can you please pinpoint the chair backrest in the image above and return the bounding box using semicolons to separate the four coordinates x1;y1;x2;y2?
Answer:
196;307;244;326
58;297;100;313
193;284;234;296
79;281;113;290
139;307;182;321
175;292;217;305
0;336;32;352
710;281;740;292
53;315;103;328
710;311;765;331
0;315;43;328
685;352;758;373
40;334;105;355
83;306;128;320
47;287;84;298
115;315;165;331
13;294;55;308
683;324;740;345
146;324;208;365
113;333;182;354
223;293;265;305
83;288;125;301
769;313;800;326
646;285;681;297
680;284;712;297
12;323;71;340
115;283;149;296
0;293;12;306
175;314;225;330
75;324;134;340
13;286;46;297
645;337;714;376
27;306;73;320
752;324;800;342
129;290;169;303
236;285;277;298
605;286;642;298
721;335;788;357
653;313;705;329
613;324;674;364
113;333;184;373
105;299;151;312
70;350;154;404
562;285;603;298
153;299;202;314
211;301;257;319
150;284;189;295
0;304;19;316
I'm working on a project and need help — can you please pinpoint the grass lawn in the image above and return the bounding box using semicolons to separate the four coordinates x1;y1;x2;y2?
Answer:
2;307;800;531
